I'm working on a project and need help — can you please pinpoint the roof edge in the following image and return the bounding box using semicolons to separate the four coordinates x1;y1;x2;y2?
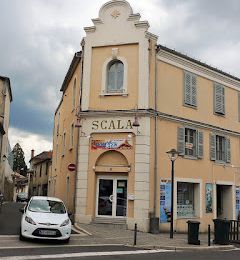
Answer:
157;45;240;83
60;51;82;92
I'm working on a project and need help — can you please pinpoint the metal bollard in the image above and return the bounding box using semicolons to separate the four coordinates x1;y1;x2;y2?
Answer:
208;224;211;246
134;223;137;246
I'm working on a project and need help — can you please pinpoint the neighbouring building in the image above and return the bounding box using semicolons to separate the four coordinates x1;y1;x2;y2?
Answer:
51;0;240;233
0;76;13;200
49;52;82;213
29;150;52;197
12;172;29;202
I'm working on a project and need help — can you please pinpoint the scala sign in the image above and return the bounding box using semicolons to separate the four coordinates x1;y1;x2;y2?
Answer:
68;163;76;172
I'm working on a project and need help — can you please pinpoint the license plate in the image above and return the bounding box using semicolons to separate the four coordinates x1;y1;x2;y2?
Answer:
39;230;56;236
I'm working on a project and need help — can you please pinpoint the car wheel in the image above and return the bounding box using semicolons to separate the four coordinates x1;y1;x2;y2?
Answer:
19;227;25;241
63;237;70;244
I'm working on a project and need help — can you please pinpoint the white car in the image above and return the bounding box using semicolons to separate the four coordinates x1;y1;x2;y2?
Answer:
19;196;71;242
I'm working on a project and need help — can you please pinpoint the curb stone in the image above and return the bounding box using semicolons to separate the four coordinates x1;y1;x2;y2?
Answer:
74;224;92;236
135;244;235;252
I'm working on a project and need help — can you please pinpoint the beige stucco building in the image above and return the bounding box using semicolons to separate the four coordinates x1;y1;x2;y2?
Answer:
52;0;240;233
29;150;52;197
0;76;13;200
49;52;82;213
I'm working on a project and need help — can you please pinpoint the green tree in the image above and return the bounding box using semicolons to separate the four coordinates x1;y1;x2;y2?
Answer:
11;143;27;176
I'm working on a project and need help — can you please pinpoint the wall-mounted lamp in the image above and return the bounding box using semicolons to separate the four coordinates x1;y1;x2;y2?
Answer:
132;115;140;127
75;118;82;128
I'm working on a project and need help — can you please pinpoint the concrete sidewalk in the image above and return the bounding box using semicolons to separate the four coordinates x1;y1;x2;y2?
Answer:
76;223;235;251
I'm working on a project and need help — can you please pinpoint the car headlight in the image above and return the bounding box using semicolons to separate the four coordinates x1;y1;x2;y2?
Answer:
25;216;36;225
60;218;70;227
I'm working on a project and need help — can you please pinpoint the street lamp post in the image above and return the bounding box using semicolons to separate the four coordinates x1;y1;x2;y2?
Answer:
166;149;179;239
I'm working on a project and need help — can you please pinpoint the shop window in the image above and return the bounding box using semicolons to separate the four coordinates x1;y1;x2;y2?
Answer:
107;60;124;93
177;182;194;218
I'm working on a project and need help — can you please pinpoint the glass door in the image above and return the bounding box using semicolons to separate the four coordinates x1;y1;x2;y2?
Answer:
116;180;127;217
97;177;128;218
97;179;113;216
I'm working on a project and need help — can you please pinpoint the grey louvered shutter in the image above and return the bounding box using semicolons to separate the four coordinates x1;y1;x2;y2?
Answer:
222;86;225;114
214;83;225;114
209;133;216;161
238;93;240;122
191;75;197;107
184;72;191;105
177;127;185;155
226;138;231;163
197;131;204;158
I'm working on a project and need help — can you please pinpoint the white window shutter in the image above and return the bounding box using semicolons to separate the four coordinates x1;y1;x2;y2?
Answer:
197;131;204;158
177;127;185;155
226;138;231;163
209;133;216;161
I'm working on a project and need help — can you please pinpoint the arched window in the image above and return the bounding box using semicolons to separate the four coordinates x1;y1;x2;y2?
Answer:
107;60;124;93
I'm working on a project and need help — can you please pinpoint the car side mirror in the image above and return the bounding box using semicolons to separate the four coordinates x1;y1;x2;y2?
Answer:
68;211;72;217
19;208;24;214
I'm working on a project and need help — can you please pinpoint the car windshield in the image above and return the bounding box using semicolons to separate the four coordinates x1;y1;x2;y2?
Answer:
28;199;66;214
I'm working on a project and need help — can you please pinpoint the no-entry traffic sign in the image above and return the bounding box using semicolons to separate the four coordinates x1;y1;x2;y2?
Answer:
68;163;76;171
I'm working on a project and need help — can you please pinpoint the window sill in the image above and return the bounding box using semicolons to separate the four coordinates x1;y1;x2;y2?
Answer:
177;216;199;220
214;160;228;165
99;92;128;97
183;103;197;110
183;155;198;160
214;112;225;117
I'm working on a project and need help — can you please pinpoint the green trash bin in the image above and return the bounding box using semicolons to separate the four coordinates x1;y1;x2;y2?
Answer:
213;219;230;245
187;221;200;245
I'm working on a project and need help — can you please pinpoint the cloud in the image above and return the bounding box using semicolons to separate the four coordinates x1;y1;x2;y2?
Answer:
9;127;52;165
1;0;240;158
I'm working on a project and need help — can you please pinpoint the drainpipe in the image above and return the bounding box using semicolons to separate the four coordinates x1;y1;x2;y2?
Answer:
149;42;159;234
73;44;84;224
154;43;158;217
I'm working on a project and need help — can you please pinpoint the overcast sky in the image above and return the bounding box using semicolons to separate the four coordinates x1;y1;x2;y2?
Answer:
0;0;240;163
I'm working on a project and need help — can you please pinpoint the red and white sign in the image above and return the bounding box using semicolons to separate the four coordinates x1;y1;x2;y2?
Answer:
68;163;76;172
91;139;133;150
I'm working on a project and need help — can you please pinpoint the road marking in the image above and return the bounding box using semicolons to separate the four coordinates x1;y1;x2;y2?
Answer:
0;244;126;250
0;249;173;259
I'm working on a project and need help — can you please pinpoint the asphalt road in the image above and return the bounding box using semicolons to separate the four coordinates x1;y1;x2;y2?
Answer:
0;202;23;235
0;245;239;259
0;202;76;235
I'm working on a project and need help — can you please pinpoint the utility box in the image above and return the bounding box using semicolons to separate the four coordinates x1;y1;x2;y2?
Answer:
187;221;200;245
213;219;230;245
149;212;159;234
